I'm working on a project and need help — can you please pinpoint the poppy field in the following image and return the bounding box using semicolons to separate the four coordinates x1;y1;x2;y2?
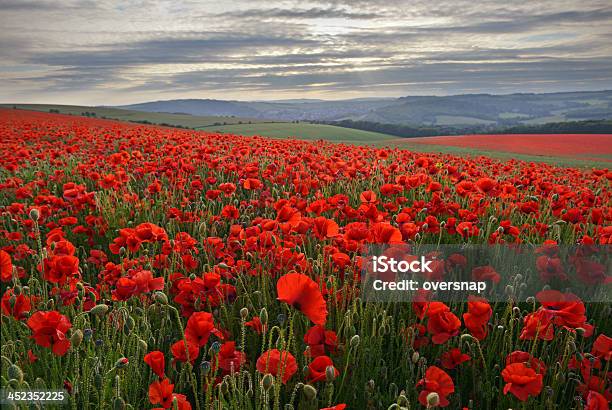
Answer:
1;108;611;410
403;134;612;162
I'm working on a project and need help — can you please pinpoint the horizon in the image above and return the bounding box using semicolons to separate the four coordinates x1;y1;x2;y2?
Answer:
3;88;612;107
2;0;612;105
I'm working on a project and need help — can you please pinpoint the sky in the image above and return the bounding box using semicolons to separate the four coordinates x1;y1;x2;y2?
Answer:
1;0;612;105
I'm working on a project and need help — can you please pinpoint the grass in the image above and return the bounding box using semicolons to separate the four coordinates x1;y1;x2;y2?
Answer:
198;122;396;143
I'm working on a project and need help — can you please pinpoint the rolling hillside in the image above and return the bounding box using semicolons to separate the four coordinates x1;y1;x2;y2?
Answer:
117;91;612;127
0;104;269;129
198;122;394;143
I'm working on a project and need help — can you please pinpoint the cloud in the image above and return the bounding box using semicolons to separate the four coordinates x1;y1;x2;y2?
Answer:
212;6;385;20
1;0;612;104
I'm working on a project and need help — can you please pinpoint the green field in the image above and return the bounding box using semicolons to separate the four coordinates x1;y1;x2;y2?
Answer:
199;122;395;143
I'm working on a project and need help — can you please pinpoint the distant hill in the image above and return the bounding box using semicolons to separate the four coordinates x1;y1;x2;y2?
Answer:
0;104;271;129
118;91;612;128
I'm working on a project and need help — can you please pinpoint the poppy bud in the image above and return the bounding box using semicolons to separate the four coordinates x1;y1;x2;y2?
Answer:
325;365;336;382
8;364;23;384
259;308;268;325
397;393;409;406
240;307;249;320
211;341;221;352
153;291;168;305
29;208;40;221
115;357;129;368
303;384;317;401
89;304;109;316
112;396;125;410
201;360;211;374
84;328;93;341
350;334;360;348
138;339;148;352
411;351;420;363
76;281;85;292
71;330;83;348
277;313;286;325
426;392;439;407
262;373;274;391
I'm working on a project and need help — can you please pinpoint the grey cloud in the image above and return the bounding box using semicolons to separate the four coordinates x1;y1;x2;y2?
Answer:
2;0;612;102
213;6;384;20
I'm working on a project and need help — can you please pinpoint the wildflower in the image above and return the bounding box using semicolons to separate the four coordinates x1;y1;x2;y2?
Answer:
501;363;543;401
277;272;327;325
256;349;297;384
417;366;455;407
27;310;72;356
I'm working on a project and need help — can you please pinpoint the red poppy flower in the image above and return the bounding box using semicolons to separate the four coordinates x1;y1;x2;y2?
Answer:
0;250;12;282
149;378;174;408
440;348;471;369
320;405;346;410
520;310;554;341
27;310;72;356
217;341;246;373
112;277;139;301
277;272;327;325
256;349;297;384
44;254;79;284
245;316;266;334
417;366;455;407
304;325;338;358
456;221;479;239
536;290;593;336
132;270;165;294
471;266;500;284
144;350;166;379
1;288;31;320
585;391;609;410
501;363;543;401
591;334;611;361
185;311;219;346
427;308;461;344
476;177;496;193
312;217;339;240
307;355;338;382
360;190;377;204
505;351;547;375
171;340;199;364
462;296;492;340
